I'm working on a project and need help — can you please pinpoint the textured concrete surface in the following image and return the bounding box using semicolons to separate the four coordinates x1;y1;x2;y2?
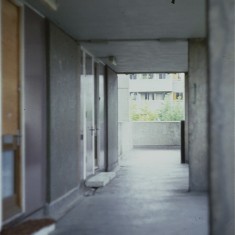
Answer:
132;122;181;147
82;41;188;73
48;23;80;201
23;0;204;73
208;0;235;233
50;149;208;235
118;122;133;158
188;40;208;192
24;0;205;39
85;172;116;188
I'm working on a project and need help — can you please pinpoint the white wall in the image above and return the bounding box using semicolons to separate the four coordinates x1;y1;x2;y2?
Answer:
118;75;133;157
118;74;129;122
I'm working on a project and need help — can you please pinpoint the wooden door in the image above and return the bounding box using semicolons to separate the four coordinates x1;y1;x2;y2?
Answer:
2;0;21;220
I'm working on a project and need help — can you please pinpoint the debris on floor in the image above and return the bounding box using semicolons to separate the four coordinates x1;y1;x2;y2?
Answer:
84;188;97;197
85;172;116;188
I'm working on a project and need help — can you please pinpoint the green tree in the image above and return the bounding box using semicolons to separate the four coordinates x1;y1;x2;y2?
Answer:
158;96;184;121
130;95;184;122
130;101;158;121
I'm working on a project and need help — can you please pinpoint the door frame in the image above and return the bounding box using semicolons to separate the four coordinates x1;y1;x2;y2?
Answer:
80;47;107;179
94;62;100;170
80;47;96;179
80;49;87;180
85;52;95;176
94;60;106;171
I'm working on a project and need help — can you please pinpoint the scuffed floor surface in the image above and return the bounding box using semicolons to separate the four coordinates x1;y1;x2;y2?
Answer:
50;149;208;235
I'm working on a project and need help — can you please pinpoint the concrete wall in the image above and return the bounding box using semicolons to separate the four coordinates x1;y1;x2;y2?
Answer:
118;122;133;157
188;40;208;192
47;23;80;201
132;122;181;147
208;0;234;234
106;67;118;171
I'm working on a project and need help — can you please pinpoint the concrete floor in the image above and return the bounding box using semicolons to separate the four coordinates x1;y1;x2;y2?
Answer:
50;149;209;235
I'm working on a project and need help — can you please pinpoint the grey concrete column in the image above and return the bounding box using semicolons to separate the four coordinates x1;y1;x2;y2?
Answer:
106;67;119;171
208;0;234;234
188;39;208;192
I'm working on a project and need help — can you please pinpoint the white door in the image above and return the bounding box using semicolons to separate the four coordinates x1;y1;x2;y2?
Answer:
85;53;95;177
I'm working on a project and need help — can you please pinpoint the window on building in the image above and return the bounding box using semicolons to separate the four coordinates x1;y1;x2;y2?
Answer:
142;74;148;79
159;73;166;79
130;74;137;80
130;92;137;100
175;92;184;100
144;93;150;100
142;74;154;79
125;73;185;122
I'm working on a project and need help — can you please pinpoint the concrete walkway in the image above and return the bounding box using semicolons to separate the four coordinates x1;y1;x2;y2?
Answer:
50;149;208;235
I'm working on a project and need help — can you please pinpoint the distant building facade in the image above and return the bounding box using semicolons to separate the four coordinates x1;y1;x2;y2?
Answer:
129;73;185;102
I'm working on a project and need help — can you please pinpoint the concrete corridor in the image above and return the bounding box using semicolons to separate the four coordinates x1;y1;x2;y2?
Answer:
51;149;208;235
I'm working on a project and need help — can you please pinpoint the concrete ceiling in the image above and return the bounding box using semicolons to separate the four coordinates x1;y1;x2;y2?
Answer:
24;0;206;73
82;41;188;73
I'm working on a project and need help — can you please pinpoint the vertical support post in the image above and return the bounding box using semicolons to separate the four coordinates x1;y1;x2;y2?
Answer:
105;66;118;171
180;120;185;164
184;72;189;163
208;0;235;234
0;0;2;230
188;39;208;192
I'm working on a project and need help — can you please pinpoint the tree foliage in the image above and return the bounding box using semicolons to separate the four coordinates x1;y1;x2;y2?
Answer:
157;96;184;121
130;96;184;121
130;102;158;121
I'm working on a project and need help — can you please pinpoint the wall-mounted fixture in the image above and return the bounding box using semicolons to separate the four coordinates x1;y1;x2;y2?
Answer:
108;56;117;66
43;0;59;11
171;0;175;4
193;83;197;104
98;56;117;66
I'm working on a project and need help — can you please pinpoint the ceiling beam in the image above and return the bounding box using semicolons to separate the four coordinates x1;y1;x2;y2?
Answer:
78;38;189;44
